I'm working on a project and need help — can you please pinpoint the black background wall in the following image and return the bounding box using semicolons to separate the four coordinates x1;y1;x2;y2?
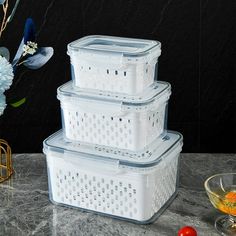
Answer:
0;0;235;153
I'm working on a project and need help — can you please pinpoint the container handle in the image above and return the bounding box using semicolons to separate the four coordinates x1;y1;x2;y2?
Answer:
63;151;123;175
69;50;125;70
61;99;126;117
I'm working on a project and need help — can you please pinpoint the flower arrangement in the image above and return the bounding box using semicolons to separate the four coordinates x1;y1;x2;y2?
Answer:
0;0;53;116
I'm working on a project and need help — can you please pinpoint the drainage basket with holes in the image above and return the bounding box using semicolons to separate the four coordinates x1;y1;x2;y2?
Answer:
43;130;183;223
67;35;161;95
57;81;171;151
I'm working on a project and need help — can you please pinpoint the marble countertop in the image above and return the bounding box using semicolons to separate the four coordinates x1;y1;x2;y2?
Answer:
0;153;235;236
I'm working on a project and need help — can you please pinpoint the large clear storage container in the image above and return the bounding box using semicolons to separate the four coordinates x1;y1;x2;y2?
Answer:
67;35;161;95
57;81;171;151
43;130;183;224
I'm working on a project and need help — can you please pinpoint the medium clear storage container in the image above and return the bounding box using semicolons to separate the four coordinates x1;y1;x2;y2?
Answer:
43;130;183;224
67;35;161;95
57;81;171;151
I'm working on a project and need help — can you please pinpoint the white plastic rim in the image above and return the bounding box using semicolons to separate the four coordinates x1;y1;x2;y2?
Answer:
60;100;168;151
70;55;159;95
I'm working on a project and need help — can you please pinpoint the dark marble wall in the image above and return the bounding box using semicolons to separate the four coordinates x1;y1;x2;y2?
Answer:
0;0;235;153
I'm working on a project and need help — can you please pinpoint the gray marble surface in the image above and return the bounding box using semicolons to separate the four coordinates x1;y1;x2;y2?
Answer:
0;153;235;236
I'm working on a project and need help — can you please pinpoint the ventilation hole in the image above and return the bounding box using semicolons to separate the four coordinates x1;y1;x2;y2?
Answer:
115;70;118;75
146;68;148;73
89;67;91;70
152;122;155;127
111;117;113;120
119;118;122;122
107;69;109;74
124;71;126;76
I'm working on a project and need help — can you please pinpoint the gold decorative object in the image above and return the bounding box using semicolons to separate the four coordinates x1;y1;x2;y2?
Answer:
0;139;13;183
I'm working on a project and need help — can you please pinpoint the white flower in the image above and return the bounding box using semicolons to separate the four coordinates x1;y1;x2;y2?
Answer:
0;93;6;116
0;55;14;93
23;41;38;56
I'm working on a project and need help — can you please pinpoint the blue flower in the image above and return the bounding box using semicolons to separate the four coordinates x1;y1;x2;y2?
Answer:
0;55;14;92
23;18;36;44
0;93;6;116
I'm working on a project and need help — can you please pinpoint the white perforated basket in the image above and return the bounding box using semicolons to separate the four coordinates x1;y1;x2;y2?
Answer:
68;35;161;95
57;81;171;151
43;130;183;223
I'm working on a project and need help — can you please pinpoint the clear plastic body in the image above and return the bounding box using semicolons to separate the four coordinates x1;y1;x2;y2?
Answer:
43;131;183;223
67;35;161;95
57;81;171;151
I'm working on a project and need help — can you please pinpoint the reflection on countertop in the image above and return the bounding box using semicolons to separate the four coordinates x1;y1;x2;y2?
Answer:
0;153;235;236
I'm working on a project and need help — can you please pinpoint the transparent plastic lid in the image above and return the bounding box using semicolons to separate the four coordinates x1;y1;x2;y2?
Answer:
57;81;171;111
43;130;183;168
67;35;161;57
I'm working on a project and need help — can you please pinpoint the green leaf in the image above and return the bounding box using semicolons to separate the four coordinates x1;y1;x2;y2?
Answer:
10;97;26;108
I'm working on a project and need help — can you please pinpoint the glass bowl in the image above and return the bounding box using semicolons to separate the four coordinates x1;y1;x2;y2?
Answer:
204;173;236;235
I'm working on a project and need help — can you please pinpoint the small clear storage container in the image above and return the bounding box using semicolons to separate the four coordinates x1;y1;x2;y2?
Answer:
57;81;171;151
43;130;183;223
67;35;161;95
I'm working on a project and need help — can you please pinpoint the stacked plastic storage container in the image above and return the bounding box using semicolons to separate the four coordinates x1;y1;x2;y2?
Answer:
43;35;183;224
